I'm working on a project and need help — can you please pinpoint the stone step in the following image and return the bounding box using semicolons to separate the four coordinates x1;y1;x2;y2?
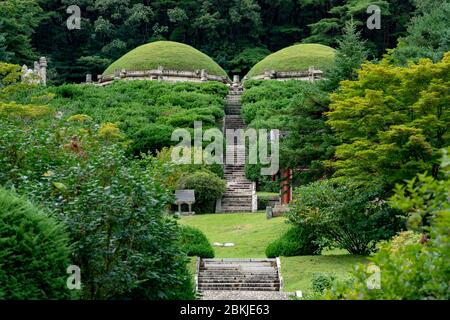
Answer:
198;285;279;291
198;287;279;292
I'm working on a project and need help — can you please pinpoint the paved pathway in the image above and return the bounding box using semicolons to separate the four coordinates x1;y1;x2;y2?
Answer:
200;290;292;300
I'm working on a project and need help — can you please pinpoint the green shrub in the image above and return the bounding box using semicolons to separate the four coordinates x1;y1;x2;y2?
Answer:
180;170;226;214
326;150;450;300
311;273;336;294
129;123;175;155
0;188;71;299
27;145;195;300
287;179;404;255
265;226;320;258
179;226;214;258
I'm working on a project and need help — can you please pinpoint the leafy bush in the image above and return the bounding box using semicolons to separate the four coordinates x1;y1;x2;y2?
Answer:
0;188;71;299
129;123;175;155
287;179;404;255
327;53;450;189
265;226;320;258
326;150;450;300
26;145;195;300
179;226;214;258
311;273;336;294
180;170;226;214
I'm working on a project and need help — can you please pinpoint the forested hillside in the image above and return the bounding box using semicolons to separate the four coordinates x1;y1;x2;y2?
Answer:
2;0;444;83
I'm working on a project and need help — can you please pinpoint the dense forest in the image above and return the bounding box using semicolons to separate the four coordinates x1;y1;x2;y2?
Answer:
2;0;448;83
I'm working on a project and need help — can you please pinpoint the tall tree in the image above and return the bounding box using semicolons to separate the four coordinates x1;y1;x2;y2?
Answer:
390;0;450;65
326;18;368;91
0;0;43;64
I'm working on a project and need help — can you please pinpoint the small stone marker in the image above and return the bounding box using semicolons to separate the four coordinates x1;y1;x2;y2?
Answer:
212;242;235;247
296;290;303;298
224;243;235;247
266;206;273;219
175;189;195;215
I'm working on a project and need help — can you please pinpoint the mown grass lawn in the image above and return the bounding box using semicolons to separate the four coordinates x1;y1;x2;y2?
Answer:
180;212;368;293
180;212;289;258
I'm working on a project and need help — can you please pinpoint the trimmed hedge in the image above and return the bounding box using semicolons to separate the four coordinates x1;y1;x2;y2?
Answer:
0;188;71;299
265;226;320;258
179;226;214;258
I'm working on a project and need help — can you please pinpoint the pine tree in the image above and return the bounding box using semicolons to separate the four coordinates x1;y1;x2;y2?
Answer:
326;18;368;91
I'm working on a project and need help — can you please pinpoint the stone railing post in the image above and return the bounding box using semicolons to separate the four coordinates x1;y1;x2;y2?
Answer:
200;69;208;82
308;66;316;82
157;66;164;81
114;69;120;80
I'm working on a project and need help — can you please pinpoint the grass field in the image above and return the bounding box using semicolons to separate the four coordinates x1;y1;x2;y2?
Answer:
103;41;228;77
180;212;367;293
247;43;335;78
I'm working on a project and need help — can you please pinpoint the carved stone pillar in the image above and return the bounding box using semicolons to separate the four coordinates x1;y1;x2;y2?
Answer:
39;57;47;86
86;74;92;83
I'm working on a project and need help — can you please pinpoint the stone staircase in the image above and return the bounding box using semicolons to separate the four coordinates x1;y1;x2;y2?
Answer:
220;86;255;213
197;258;282;292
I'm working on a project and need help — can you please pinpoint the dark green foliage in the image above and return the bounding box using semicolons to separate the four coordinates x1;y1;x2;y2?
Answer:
326;150;450;299
0;188;71;299
325;18;369;91
0;96;196;299
287;179;404;255
0;0;43;64
26;145;194;300
179;226;214;258
129;123;175;155
228;47;271;76
305;0;415;57
242;80;339;186
181;171;227;214
391;0;450;65
265;226;321;258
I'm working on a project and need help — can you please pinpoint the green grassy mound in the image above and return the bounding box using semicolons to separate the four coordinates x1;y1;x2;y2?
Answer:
247;43;335;78
103;41;228;78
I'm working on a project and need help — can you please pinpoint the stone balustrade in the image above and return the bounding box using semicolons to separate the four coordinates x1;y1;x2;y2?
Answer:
97;67;230;85
245;66;324;82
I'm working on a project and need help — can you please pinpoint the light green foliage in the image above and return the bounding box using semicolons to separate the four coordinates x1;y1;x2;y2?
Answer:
327;53;450;189
180;212;289;258
0;188;71;299
103;41;228;77
247;43;335;78
0;62;22;86
4;80;228;156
